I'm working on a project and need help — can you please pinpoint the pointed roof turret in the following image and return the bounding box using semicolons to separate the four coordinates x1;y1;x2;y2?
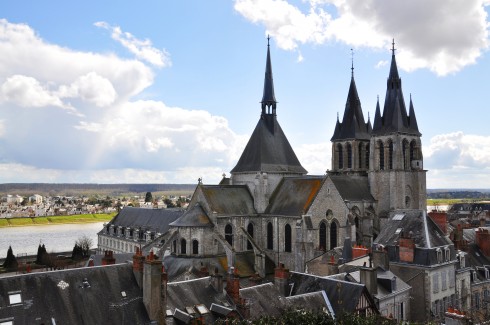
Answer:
373;40;420;136
261;35;277;116
408;94;420;133
231;38;307;175
331;68;370;141
372;96;382;131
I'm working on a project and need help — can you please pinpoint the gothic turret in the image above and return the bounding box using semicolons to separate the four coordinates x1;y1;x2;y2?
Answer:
231;38;307;213
372;40;420;136
368;40;426;222
330;60;371;173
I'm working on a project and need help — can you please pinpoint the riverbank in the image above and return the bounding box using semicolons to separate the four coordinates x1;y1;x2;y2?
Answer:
0;213;115;227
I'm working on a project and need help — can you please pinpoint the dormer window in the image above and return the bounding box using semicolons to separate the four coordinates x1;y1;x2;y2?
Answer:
458;254;465;268
436;248;442;264
485;267;490;280
444;247;450;262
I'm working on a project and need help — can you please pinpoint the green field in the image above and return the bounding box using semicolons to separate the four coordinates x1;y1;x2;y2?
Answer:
0;213;115;228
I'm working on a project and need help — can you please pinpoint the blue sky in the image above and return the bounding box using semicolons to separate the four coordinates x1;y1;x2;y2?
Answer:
0;0;489;189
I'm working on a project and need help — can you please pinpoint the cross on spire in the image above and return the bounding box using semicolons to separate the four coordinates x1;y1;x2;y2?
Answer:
351;48;354;77
391;38;396;56
267;34;270;47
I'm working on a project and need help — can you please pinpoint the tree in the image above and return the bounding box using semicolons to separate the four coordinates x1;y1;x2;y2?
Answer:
75;235;93;257
71;244;83;260
3;245;18;270
145;192;153;203
35;244;47;265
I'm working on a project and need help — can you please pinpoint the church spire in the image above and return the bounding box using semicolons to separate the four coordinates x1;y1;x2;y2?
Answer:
261;35;277;117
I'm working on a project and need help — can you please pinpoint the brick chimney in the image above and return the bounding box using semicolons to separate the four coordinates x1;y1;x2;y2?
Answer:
143;251;165;324
225;267;250;319
101;250;115;266
476;228;490;257
274;263;290;297
399;233;415;263
133;247;145;288
428;211;447;234
352;245;369;259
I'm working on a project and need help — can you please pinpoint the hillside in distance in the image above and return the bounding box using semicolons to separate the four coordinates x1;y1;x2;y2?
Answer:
0;183;197;197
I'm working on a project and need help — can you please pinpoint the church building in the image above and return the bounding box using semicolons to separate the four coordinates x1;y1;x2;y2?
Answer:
126;40;427;278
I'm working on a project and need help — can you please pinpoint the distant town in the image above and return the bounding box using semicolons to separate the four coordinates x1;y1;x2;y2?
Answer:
0;184;195;218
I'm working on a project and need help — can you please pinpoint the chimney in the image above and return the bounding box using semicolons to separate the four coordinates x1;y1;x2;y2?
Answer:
274;263;290;296
428;211;448;234
359;267;377;296
133;247;145;288
399;233;415;263
198;262;209;278
211;267;223;293
225;267;240;304
476;228;490;257
143;251;165;324
101;250;115;265
341;237;352;262
480;218;486;227
352;245;369;259
372;246;389;270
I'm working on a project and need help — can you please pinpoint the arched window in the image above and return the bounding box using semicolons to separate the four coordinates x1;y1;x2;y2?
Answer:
338;144;344;169
225;224;233;246
319;221;327;251
347;143;352;168
180;238;186;254
378;140;384;170
285;224;292;252
330;221;338;249
267;222;273;250
354;217;360;243
388;141;394;170
402;140;408;170
410;140;417;167
247;223;254;250
358;144;363;169
192;239;199;255
365;143;370;169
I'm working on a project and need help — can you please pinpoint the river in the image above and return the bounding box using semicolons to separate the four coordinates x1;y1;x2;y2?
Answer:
0;222;104;259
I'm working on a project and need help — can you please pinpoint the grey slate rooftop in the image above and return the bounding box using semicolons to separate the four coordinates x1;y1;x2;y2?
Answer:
329;174;375;202
169;203;213;227
103;206;184;233
0;263;149;325
200;185;256;215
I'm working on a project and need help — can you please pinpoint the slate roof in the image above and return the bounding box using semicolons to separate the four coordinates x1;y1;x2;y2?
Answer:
261;41;277;106
374;210;456;266
266;176;324;215
103;206;184;233
329;174;375;202
348;268;411;301
289;271;375;316
166;276;227;324
200;185;256;215
230;117;307;175
0;263;149;324
85;253;134;266
331;76;371;141
285;291;334;316
374;210;452;249
372;51;420;136
169;203;213;227
239;283;287;319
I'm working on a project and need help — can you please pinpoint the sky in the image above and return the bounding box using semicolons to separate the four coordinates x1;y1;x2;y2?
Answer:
0;0;489;189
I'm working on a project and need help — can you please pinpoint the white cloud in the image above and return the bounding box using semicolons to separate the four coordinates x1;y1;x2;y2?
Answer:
95;21;172;68
295;142;331;175
424;132;490;188
0;75;67;109
57;72;117;107
234;0;489;75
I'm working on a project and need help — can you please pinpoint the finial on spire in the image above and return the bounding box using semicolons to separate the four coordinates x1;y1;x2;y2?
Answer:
377;94;379;101
337;112;339;121
391;39;396;56
351;48;354;77
267;34;270;47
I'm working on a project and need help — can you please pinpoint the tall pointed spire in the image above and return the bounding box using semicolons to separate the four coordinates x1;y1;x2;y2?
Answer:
261;35;277;116
408;94;420;133
373;40;419;136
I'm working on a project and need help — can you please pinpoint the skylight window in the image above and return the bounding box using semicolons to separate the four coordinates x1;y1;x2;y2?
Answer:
121;291;127;298
0;321;13;325
395;228;402;235
196;304;210;315
9;293;21;305
393;214;405;221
